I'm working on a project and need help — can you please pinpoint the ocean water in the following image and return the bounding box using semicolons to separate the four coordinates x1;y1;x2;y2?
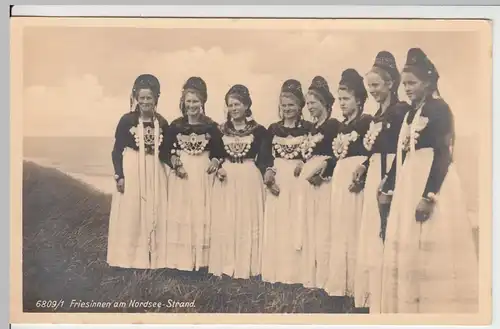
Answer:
23;135;480;226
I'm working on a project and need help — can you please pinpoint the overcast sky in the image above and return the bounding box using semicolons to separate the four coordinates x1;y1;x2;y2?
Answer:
22;23;489;137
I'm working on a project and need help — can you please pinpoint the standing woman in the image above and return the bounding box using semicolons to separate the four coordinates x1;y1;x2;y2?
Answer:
297;76;341;289
353;51;412;312
260;79;313;285
378;48;478;313
107;74;170;269
208;84;267;279
163;76;224;272
324;69;372;299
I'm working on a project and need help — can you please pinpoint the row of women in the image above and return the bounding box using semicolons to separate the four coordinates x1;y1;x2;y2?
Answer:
106;47;478;314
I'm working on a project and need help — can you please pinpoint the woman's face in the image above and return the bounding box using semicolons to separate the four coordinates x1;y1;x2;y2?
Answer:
306;93;326;119
366;71;392;104
401;71;429;103
279;95;300;120
184;91;203;116
338;89;358;118
227;97;248;121
137;89;155;114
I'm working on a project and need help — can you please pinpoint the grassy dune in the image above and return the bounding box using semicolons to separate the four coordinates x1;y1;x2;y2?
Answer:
22;161;359;314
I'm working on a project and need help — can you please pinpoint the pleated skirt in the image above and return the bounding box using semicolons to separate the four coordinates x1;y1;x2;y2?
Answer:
208;159;265;279
261;158;304;284
380;148;478;313
107;148;170;269
354;153;395;311
163;151;215;271
296;155;332;289
324;155;367;297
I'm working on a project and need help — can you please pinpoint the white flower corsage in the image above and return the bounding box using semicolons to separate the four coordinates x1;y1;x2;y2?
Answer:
363;121;383;151
302;132;324;160
400;116;429;152
332;131;359;159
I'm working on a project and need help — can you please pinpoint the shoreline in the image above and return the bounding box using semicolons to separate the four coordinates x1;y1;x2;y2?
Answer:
23;156;478;228
24;157;115;195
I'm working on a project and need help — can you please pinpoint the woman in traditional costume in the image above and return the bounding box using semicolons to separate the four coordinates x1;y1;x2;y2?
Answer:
296;76;341;289
163;76;225;272
107;74;170;269
353;51;412;312
324;69;372;299
378;48;478;313
208;84;267;279
260;79;313;284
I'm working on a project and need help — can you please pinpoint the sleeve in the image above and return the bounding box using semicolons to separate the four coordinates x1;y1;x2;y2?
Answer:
322;156;337;178
208;124;225;163
360;115;373;155
379;107;411;194
158;120;172;167
321;119;341;176
160;122;179;169
111;116;129;180
422;104;454;198
361;118;373;168
362;156;371;170
256;125;275;175
381;154;397;193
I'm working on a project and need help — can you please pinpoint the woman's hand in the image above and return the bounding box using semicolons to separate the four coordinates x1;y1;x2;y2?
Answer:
352;164;367;182
308;175;325;187
207;158;220;174
377;191;392;207
216;167;227;182
308;161;327;179
415;198;435;222
171;155;183;170
116;178;125;193
175;166;188;179
268;183;280;196
263;169;276;186
348;180;364;193
348;164;366;193
294;161;304;177
305;160;327;186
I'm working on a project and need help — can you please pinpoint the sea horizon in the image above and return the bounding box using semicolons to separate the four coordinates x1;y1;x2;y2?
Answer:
23;134;481;227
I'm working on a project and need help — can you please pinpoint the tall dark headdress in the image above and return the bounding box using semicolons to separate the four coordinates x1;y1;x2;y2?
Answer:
182;76;208;104
339;68;368;109
403;48;440;89
130;74;161;111
280;79;306;109
372;51;400;95
225;84;254;121
308;76;335;113
132;74;161;100
226;84;252;108
179;76;208;115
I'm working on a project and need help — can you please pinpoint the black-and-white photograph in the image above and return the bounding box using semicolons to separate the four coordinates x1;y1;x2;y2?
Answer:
12;16;491;322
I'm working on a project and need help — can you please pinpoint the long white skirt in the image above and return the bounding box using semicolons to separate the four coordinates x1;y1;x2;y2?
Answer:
261;158;303;284
296;155;332;289
380;148;478;313
163;151;215;271
107;148;170;269
354;153;395;311
208;160;265;279
324;155;367;297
